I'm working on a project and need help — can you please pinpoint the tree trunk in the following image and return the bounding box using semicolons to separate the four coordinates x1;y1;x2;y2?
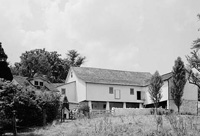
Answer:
155;107;157;115
61;108;63;122
178;106;180;114
154;103;158;115
43;109;47;126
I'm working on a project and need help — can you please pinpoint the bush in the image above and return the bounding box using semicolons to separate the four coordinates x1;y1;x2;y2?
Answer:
150;108;173;115
180;112;193;115
78;104;90;118
38;92;61;123
0;81;61;128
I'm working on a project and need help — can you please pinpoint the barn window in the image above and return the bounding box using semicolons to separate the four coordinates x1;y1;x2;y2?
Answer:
40;82;43;86
71;72;73;78
130;88;134;95
109;87;113;94
34;81;38;86
61;88;66;95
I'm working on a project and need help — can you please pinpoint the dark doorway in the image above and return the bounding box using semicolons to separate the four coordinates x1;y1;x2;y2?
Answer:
109;102;123;109
137;91;141;100
145;100;167;109
126;103;139;108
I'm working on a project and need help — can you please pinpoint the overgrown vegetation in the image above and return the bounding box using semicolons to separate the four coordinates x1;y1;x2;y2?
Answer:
186;14;200;100
78;104;90;119
0;80;61;129
21;114;200;136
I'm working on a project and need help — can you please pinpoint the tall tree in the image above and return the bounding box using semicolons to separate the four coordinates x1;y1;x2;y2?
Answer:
171;57;186;113
62;50;86;79
11;49;86;83
148;71;163;114
19;49;51;78
11;49;64;82
186;14;200;100
0;42;13;81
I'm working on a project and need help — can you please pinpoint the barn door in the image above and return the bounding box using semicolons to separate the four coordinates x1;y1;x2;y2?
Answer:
115;89;120;99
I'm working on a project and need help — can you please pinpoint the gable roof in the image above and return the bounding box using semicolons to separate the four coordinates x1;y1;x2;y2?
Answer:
13;75;59;92
72;67;152;86
44;82;59;92
161;72;172;81
13;75;31;86
27;73;48;82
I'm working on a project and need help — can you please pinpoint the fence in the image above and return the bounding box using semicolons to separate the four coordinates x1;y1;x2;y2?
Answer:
68;108;165;119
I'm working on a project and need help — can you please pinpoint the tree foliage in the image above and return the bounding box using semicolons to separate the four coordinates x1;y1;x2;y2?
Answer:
171;57;186;113
148;71;163;113
186;14;200;100
61;50;86;80
10;49;86;83
0;80;61;128
0;42;13;81
62;96;69;110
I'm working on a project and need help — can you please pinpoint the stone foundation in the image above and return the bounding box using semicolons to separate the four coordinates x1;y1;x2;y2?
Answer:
169;99;198;114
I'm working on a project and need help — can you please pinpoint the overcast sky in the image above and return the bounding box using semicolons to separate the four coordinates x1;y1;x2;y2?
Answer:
0;0;200;74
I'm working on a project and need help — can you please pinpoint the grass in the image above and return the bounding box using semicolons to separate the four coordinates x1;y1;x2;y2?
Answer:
19;114;200;136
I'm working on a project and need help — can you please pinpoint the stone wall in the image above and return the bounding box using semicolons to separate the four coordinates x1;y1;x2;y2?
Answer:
112;108;152;116
169;99;198;114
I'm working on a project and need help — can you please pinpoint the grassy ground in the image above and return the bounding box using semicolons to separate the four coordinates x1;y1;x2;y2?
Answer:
19;114;200;136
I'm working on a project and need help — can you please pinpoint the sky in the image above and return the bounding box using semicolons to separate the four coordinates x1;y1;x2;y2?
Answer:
0;0;200;75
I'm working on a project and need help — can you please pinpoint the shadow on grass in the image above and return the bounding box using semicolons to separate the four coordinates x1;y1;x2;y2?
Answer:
18;133;43;136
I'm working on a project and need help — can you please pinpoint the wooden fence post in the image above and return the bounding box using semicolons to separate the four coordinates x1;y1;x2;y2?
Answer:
12;110;17;136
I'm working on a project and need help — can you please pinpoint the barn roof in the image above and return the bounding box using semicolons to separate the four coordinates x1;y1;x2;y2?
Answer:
72;67;152;86
161;72;172;81
53;83;66;88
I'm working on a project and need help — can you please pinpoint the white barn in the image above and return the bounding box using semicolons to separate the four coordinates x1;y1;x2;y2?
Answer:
57;67;198;114
57;67;151;110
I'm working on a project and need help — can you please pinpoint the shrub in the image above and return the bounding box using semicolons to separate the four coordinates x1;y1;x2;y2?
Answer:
78;104;90;118
150;108;155;115
180;112;193;115
38;92;61;123
150;108;165;115
170;109;174;114
0;81;61;128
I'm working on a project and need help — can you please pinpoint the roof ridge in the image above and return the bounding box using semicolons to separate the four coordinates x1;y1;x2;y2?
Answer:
72;66;151;74
161;72;172;77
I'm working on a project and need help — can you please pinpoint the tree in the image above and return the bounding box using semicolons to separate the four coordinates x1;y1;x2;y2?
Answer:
61;50;86;80
0;42;13;81
11;49;65;82
186;14;200;100
18;49;57;78
11;49;86;83
148;71;163;114
62;96;69;110
171;57;186;113
0;81;61;127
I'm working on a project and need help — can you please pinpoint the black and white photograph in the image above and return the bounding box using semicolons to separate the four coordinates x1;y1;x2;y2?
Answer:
0;0;200;135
